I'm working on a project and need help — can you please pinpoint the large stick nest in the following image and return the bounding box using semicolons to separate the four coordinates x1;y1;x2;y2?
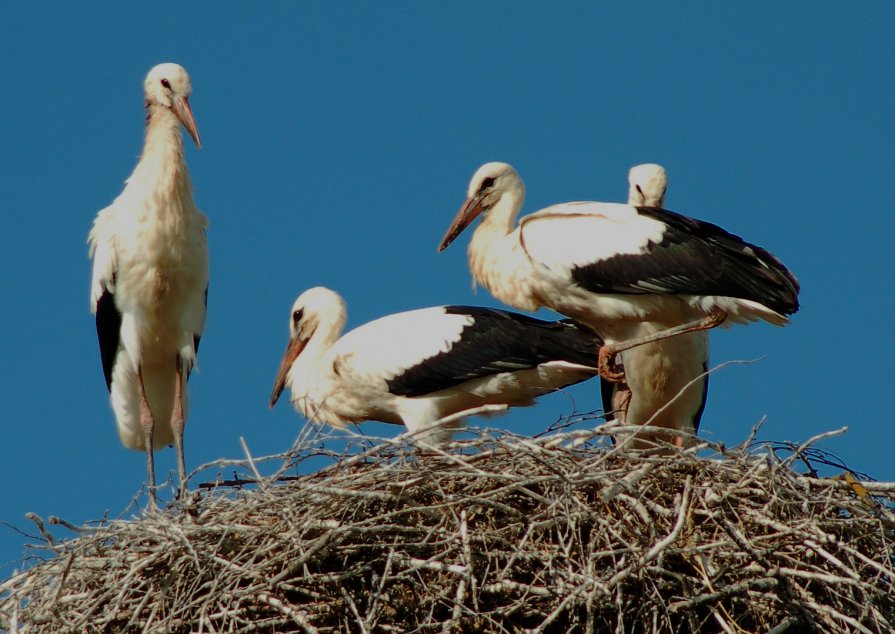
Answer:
2;421;894;633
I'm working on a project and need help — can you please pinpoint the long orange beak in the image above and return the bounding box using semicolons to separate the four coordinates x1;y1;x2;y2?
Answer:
173;95;201;148
269;335;307;408
438;196;484;252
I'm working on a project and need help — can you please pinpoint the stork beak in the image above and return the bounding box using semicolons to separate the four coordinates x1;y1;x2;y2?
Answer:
438;196;484;252
269;335;307;408
173;96;201;148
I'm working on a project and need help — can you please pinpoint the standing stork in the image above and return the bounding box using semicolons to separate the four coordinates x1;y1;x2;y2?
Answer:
438;161;799;448
598;164;710;446
269;287;602;442
88;63;209;505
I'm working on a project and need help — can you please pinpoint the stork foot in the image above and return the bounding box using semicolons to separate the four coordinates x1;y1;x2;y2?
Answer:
704;306;728;330
598;345;626;383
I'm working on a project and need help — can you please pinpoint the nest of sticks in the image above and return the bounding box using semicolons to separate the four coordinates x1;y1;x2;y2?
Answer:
2;418;894;633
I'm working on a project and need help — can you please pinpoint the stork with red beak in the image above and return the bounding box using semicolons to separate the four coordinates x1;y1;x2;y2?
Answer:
439;161;798;447
88;63;208;506
270;287;603;443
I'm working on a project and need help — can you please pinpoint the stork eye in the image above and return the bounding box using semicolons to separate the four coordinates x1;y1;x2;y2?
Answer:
636;185;644;195
161;78;172;89
481;177;496;191
292;309;304;324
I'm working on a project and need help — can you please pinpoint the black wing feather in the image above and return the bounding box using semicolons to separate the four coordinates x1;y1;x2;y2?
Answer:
691;360;709;434
386;307;602;398
188;284;208;379
600;378;616;422
95;288;122;392
571;207;800;316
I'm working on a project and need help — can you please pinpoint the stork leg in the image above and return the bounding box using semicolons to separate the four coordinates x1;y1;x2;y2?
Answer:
137;366;158;511
610;384;631;423
598;307;727;382
171;356;187;498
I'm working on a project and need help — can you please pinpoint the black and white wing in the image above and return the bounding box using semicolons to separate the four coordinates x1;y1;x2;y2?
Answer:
88;209;121;391
520;203;800;316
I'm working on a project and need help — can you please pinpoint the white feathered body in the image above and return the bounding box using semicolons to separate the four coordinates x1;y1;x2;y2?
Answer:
447;162;798;447
469;201;790;339
273;288;601;440
470;210;712;440
285;306;593;436
89;107;208;450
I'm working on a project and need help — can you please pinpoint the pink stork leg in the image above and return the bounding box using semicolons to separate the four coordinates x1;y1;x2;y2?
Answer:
598;307;727;382
171;356;187;498
137;366;158;511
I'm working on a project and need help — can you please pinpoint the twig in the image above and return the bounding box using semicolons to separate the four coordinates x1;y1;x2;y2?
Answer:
257;593;318;633
240;436;266;490
24;513;55;548
780;427;849;469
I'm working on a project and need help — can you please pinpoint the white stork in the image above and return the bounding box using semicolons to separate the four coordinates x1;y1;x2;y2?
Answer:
598;164;710;447
88;63;208;505
438;161;799;447
269;287;602;442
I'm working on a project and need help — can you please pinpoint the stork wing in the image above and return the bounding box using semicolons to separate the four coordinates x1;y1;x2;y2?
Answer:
187;284;208;379
95;289;121;391
88;208;118;313
379;306;601;398
88;208;122;391
520;203;799;315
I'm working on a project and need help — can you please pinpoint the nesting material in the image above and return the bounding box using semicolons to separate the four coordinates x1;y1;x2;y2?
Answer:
2;422;894;633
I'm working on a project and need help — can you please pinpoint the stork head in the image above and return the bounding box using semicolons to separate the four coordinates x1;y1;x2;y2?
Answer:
269;287;347;408
627;163;667;208
438;162;524;252
144;63;201;148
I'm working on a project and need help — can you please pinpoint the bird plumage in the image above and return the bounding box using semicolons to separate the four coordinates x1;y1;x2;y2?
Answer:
627;163;667;207
269;287;601;442
440;161;799;447
439;162;798;335
88;63;208;501
599;164;710;447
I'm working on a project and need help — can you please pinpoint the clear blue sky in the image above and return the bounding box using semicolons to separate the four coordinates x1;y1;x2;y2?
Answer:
2;4;893;572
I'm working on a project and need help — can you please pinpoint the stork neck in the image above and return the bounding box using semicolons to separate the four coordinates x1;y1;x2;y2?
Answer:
468;185;525;268
131;105;191;201
484;185;525;237
288;311;347;389
467;196;540;312
144;105;186;159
